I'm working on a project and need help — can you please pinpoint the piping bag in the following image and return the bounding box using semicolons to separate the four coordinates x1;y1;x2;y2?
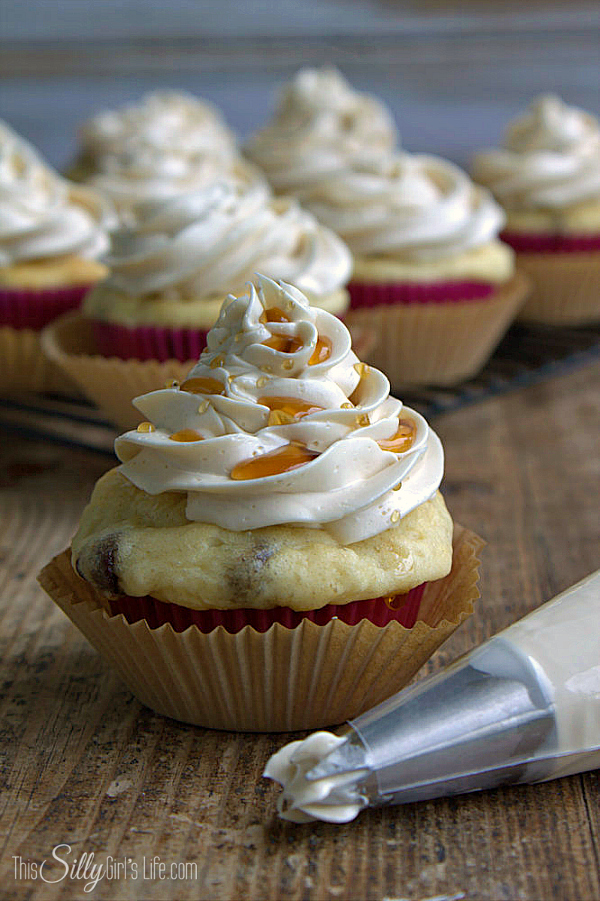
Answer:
264;569;600;823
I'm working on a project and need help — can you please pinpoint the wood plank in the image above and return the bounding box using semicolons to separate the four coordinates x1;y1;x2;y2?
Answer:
0;361;599;899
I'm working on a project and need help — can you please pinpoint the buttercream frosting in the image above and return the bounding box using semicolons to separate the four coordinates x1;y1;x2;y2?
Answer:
471;95;600;211
84;170;352;311
115;276;444;544
264;732;367;823
0;121;110;266
295;151;505;261
77;91;243;218
245;67;398;193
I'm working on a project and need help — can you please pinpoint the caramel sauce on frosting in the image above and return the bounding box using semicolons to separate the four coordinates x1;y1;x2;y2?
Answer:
115;275;444;543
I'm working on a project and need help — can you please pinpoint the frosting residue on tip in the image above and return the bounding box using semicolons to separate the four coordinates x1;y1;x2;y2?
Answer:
245;66;398;193
263;732;368;823
91;170;352;301
471;95;600;210
296;151;505;260
0;120;110;266
115;276;443;544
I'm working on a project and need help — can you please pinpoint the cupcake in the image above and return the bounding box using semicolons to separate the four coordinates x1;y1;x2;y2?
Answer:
471;95;600;324
308;152;528;387
244;66;398;194
39;275;483;732
42;168;352;427
69;90;245;224
0;121;110;394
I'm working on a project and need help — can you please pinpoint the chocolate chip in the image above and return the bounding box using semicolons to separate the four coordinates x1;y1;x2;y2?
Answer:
76;534;121;598
227;540;274;603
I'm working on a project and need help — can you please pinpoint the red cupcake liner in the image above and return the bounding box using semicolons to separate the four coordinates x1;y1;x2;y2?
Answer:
108;583;426;635
501;231;600;254
0;284;93;330
92;320;209;363
348;280;495;310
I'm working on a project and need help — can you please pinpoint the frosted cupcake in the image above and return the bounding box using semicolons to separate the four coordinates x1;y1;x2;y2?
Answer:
472;96;600;324
0;121;110;394
245;67;398;194
42;170;352;427
310;151;528;386
39;276;483;731
69;90;244;224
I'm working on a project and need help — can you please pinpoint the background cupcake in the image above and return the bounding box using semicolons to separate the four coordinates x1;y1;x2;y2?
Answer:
244;66;399;194
313;152;528;387
0;120;110;394
39;276;482;732
42;169;352;427
471;95;600;324
68;90;247;224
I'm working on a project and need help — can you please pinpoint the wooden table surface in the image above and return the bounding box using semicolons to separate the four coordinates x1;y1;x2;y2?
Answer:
0;360;599;901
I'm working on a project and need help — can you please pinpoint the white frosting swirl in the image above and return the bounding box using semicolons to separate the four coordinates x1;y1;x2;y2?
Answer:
296;152;505;261
0;121;110;266
115;276;443;544
80;90;237;162
78;91;242;218
96;171;352;300
245;67;398;193
472;96;600;210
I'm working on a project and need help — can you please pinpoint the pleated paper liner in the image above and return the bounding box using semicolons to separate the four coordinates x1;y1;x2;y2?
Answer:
41;311;379;431
501;231;600;254
107;582;426;632
0;284;95;395
0;326;76;395
510;252;600;325
38;524;483;732
41;312;195;430
345;272;529;388
91;319;211;363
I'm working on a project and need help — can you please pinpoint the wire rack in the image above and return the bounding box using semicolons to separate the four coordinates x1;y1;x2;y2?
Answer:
1;322;599;457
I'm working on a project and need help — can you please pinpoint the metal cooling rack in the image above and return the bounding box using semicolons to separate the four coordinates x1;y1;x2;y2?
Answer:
2;322;600;456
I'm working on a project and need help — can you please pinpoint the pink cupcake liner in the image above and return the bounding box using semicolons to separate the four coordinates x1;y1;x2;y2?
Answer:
501;231;600;254
92;320;209;363
0;284;93;330
108;583;426;635
348;280;495;310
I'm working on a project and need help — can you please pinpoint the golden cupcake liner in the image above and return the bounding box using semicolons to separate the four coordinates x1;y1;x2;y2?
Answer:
38;525;483;732
0;325;79;396
41;312;194;429
515;252;600;325
41;312;379;431
345;272;529;388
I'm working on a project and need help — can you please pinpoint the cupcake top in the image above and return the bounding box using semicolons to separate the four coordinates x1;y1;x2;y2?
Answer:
83;171;352;324
244;67;398;193
0;121;110;267
115;276;443;545
471;95;600;211
293;151;505;262
76;91;243;220
79;89;237;163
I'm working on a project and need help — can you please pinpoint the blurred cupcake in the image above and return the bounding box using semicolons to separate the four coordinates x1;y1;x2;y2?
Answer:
39;276;482;732
42;169;352;427
313;152;528;387
69;90;246;224
472;95;600;324
245;66;398;194
0;121;110;394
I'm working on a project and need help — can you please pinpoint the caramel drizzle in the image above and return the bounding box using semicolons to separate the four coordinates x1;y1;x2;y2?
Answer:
262;333;332;366
230;443;318;481
180;376;225;395
169;429;204;442
377;418;416;454
384;593;409;611
258;395;324;420
260;307;291;324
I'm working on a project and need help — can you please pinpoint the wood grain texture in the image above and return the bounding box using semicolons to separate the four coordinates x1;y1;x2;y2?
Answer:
0;361;599;900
